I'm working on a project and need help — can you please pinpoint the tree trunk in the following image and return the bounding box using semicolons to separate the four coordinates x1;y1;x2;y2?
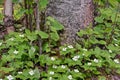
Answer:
4;0;14;33
34;0;42;54
46;0;94;45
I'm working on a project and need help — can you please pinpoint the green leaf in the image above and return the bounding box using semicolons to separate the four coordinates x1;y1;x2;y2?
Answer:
37;31;49;39
50;32;59;41
39;0;48;11
95;16;104;23
28;47;36;58
98;76;106;80
0;67;14;73
26;61;34;67
47;17;64;31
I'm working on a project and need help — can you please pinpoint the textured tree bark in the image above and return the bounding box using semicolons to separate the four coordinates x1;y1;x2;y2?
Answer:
46;0;94;45
34;0;42;54
4;0;14;33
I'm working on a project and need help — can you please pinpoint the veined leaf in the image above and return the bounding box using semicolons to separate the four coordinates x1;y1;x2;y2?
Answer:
47;17;64;31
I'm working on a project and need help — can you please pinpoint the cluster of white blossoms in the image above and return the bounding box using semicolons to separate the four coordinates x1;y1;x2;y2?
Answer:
51;57;55;61
109;50;112;53
82;53;85;56
6;75;14;80
74;69;79;73
13;50;19;54
72;55;80;61
19;34;24;37
83;48;87;51
68;45;73;49
52;65;57;69
18;71;22;74
62;47;67;51
68;75;73;80
49;71;54;75
29;70;35;76
93;59;99;63
62;45;73;51
87;62;92;66
0;42;2;46
114;59;119;64
61;65;66;69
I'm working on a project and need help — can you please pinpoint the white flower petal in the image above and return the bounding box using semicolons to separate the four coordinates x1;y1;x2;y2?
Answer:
62;48;67;51
74;69;79;73
52;65;57;69
51;57;55;61
94;59;99;63
0;42;2;46
19;34;24;37
49;71;54;75
72;57;78;61
13;50;19;54
114;59;119;63
109;50;112;53
83;48;87;51
61;65;66;69
115;44;118;46
29;70;34;76
87;62;92;66
68;45;73;49
7;75;14;80
68;75;72;80
18;72;22;74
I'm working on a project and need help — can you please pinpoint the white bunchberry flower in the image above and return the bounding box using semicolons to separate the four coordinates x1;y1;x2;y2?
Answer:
115;44;118;46
74;55;80;59
62;48;67;51
82;54;85;56
19;29;22;31
68;45;73;49
83;48;87;51
94;59;99;63
49;77;52;80
68;75;73;80
87;62;92;66
114;59;119;64
19;34;24;37
6;75;14;80
74;69;79;73
29;70;34;76
51;57;55;61
49;71;54;75
0;42;2;46
9;38;14;41
18;72;22;74
52;65;57;69
109;50;112;53
72;55;80;61
0;79;3;80
61;65;66;69
72;57;78;61
13;50;19;54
